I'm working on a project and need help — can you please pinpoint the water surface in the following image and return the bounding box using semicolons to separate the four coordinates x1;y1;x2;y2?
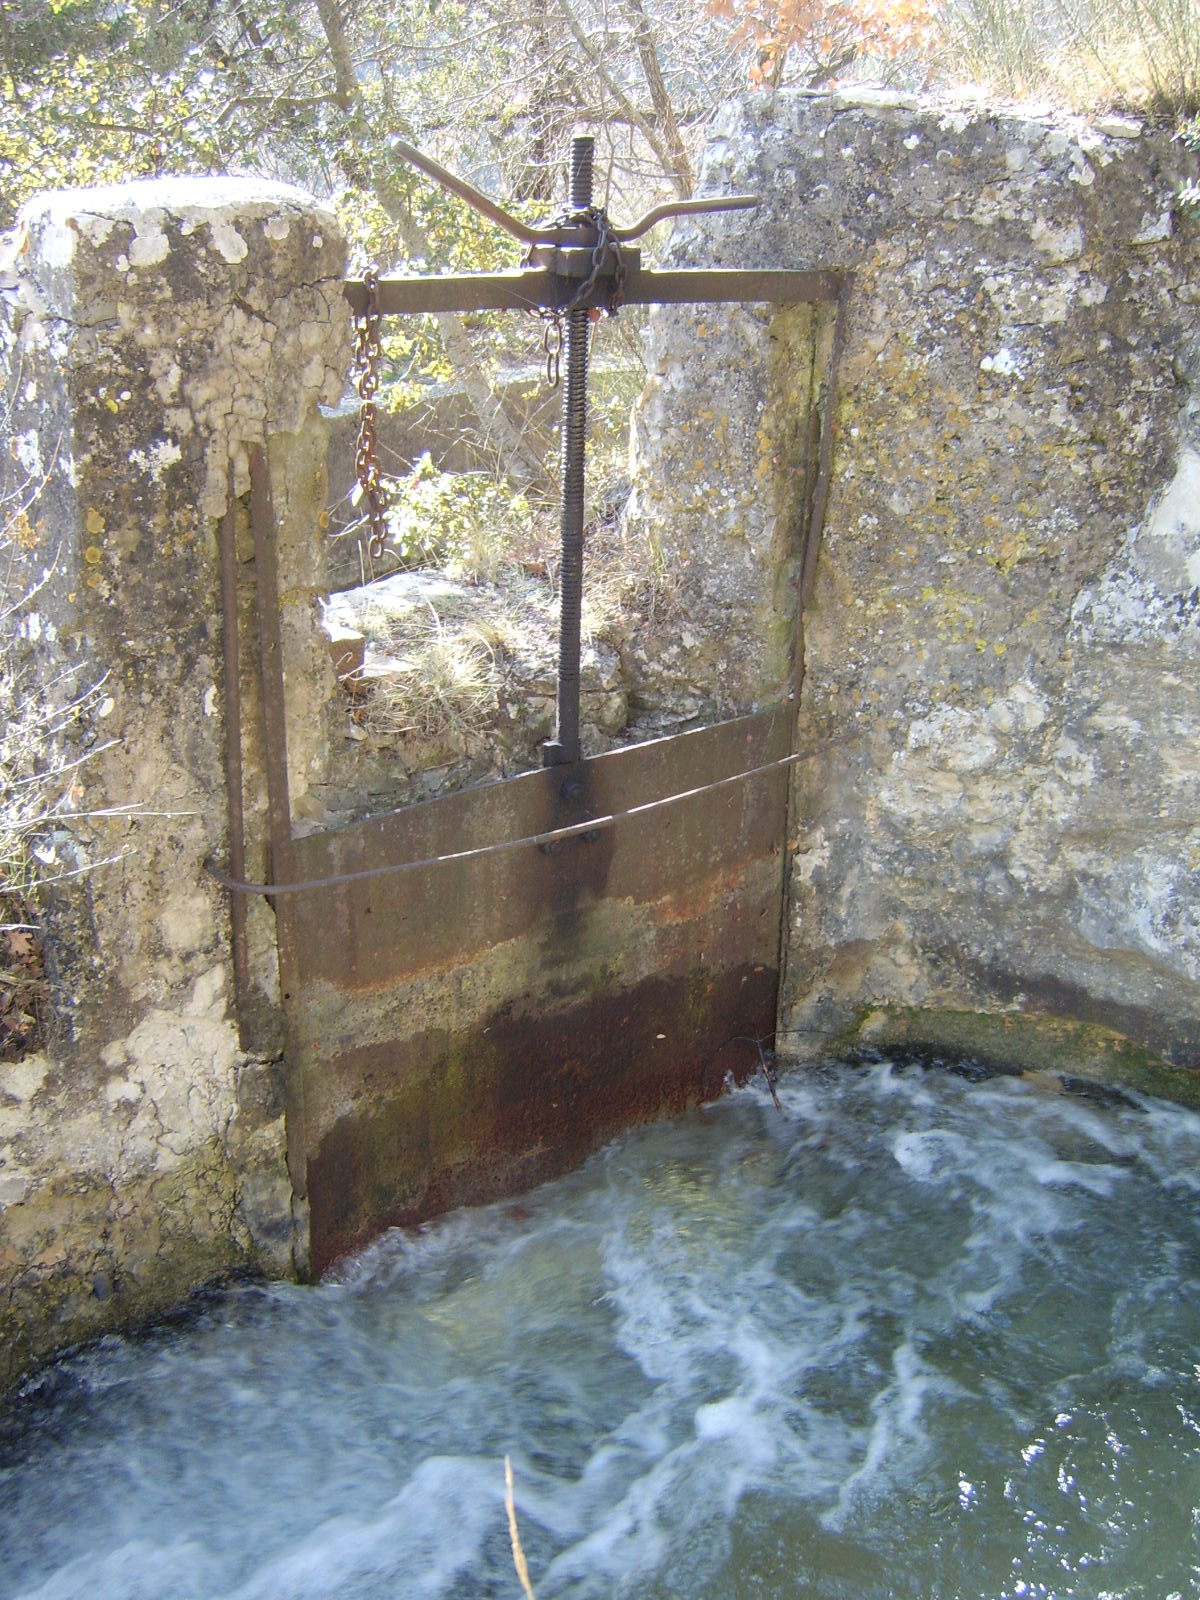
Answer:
2;1061;1199;1598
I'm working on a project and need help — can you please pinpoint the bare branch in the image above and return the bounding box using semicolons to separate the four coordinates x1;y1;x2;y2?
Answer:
621;0;694;195
552;0;690;197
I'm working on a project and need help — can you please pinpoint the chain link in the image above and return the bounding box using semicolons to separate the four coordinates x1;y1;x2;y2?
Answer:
542;318;563;387
353;268;390;560
563;206;627;318
524;207;626;390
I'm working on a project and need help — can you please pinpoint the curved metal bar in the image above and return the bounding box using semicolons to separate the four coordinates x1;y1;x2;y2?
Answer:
390;137;554;245
390;135;758;248
611;194;758;241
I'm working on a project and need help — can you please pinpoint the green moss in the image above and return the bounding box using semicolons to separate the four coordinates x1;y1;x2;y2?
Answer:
836;1005;1200;1109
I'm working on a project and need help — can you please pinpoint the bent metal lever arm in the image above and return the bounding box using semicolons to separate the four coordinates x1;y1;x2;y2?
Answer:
388;136;757;246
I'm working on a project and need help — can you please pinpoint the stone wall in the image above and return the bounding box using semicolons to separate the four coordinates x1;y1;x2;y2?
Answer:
0;179;347;1387
3;93;1199;1388
625;89;1200;1068
623;289;834;728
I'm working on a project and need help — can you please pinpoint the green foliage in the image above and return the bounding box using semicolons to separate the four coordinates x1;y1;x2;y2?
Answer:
384;453;533;580
0;2;228;220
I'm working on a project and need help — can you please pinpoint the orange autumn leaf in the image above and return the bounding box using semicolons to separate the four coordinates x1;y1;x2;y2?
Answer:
707;0;941;84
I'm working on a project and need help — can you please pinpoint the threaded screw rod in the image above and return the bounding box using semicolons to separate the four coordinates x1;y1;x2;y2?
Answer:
544;134;594;768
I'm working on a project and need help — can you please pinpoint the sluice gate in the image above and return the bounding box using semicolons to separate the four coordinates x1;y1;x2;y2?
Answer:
288;705;791;1273
216;137;847;1273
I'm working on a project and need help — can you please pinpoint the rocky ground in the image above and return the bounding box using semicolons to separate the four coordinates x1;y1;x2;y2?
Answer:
313;533;660;825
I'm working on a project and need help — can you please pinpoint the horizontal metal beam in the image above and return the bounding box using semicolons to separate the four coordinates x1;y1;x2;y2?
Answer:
344;266;843;318
627;267;843;307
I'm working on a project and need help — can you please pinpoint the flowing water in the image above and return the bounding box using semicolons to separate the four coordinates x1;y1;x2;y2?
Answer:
2;1060;1199;1600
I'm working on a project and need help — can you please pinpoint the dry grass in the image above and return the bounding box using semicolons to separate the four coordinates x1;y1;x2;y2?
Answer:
938;0;1200;115
503;1456;537;1600
359;604;501;741
1056;0;1200;115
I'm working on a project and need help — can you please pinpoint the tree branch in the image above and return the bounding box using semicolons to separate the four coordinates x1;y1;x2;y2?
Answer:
315;0;356;111
621;0;694;195
0;0;23;106
552;0;689;198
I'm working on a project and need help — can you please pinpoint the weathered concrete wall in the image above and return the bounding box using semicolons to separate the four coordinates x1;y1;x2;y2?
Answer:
4;93;1198;1387
627;89;1200;1067
624;291;834;728
0;179;347;1386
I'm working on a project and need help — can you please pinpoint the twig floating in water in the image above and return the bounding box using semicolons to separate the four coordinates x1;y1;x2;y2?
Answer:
702;1031;784;1111
504;1455;537;1600
754;1032;783;1112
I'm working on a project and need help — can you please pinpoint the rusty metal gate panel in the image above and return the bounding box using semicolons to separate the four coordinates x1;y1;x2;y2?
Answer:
285;707;791;1273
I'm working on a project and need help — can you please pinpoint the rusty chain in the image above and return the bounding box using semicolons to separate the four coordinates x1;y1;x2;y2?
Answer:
526;206;626;389
353;268;390;560
562;206;627;317
541;318;563;388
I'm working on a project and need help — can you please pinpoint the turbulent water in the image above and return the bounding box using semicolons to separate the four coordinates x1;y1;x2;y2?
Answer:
2;1061;1200;1600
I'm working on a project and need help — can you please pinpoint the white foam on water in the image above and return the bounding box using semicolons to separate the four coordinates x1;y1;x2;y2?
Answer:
4;1063;1200;1599
891;1126;967;1183
823;1337;955;1530
226;1455;498;1600
13;1539;218;1600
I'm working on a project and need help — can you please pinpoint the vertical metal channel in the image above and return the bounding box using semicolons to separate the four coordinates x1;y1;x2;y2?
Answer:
218;483;250;1044
779;277;854;1031
544;134;593;768
799;278;853;611
248;443;309;1213
791;278;853;714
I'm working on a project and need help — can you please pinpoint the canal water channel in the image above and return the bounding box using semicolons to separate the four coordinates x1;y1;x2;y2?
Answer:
1;1058;1198;1598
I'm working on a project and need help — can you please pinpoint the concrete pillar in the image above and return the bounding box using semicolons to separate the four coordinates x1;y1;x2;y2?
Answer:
0;178;347;1386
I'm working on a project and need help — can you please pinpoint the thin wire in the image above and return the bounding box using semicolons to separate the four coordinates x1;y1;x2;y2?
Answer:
203;730;848;899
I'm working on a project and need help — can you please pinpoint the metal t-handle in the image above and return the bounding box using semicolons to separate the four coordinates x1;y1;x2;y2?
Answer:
389;136;757;246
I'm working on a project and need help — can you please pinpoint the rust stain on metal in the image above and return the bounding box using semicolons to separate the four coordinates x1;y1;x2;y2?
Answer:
289;707;791;1274
306;962;778;1275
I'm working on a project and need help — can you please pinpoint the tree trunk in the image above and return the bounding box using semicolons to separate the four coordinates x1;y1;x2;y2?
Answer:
553;0;691;198
622;0;694;196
